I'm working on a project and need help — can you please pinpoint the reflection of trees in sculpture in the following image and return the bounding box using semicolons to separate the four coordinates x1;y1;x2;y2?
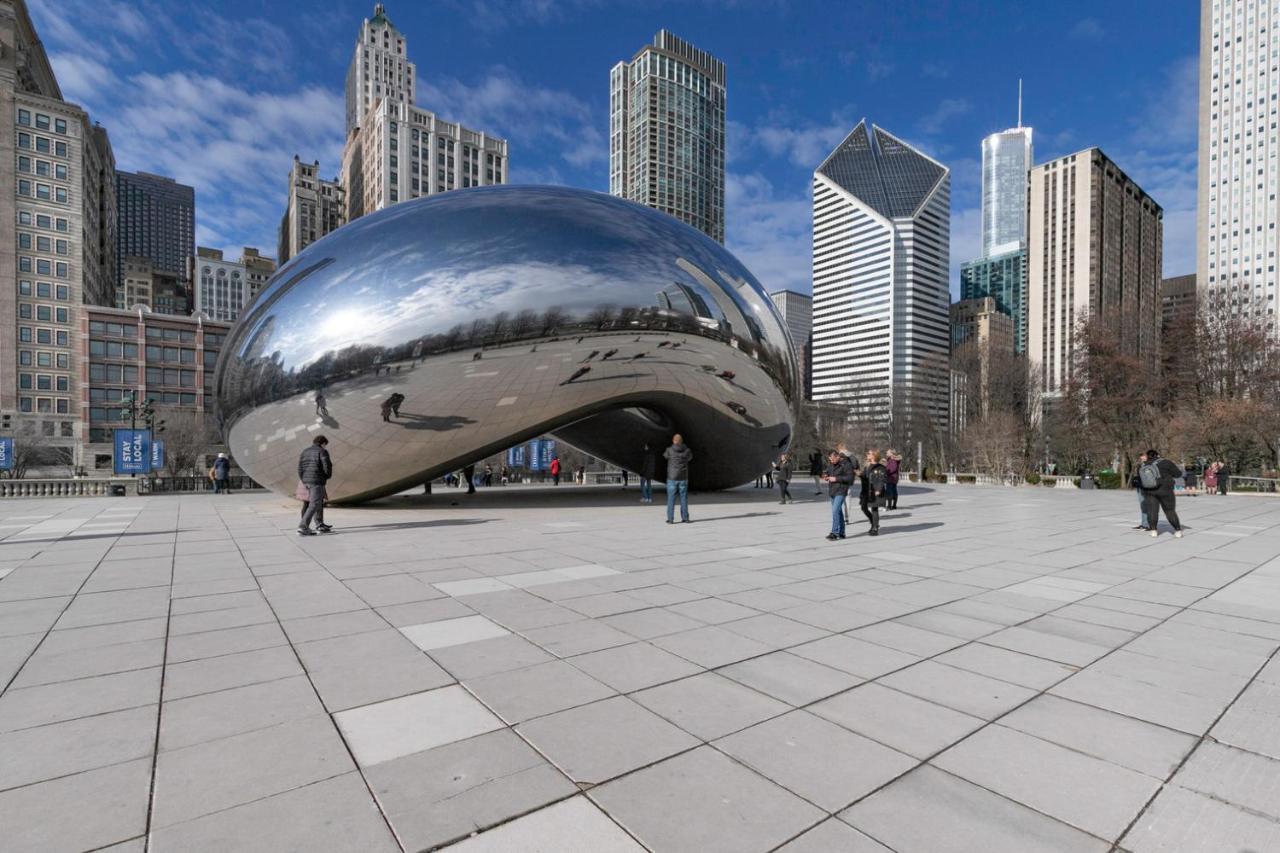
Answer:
588;304;616;330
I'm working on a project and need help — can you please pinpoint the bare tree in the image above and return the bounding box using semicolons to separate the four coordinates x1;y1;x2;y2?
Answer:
160;410;218;478
0;427;70;479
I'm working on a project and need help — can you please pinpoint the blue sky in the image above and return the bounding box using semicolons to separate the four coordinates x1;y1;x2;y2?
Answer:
35;0;1199;297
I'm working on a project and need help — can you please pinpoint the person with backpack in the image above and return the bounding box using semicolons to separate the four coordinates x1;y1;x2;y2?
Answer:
861;450;889;536
774;452;794;504
821;448;854;540
211;452;232;495
1138;449;1184;538
663;434;693;523
1130;452;1150;530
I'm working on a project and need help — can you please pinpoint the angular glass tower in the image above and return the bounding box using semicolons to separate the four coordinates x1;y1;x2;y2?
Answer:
981;126;1033;257
811;121;951;429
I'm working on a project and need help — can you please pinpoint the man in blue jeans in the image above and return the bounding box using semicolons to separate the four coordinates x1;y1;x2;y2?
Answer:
663;434;692;523
822;448;854;540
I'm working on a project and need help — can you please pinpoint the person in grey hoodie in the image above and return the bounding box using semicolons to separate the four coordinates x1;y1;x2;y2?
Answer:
297;435;333;535
663;434;693;523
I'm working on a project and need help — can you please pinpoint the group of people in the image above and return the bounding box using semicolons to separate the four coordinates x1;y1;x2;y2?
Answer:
816;447;901;539
1202;460;1232;496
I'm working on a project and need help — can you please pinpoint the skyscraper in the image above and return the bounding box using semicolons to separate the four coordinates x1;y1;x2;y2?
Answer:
811;121;951;429
2;0;117;462
961;94;1032;354
1198;0;1278;330
1028;149;1163;395
768;289;812;399
344;3;415;139
116;170;195;299
338;5;507;223
279;156;345;264
610;31;726;243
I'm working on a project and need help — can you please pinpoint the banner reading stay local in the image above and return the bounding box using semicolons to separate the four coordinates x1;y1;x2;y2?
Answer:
113;429;152;475
0;437;12;471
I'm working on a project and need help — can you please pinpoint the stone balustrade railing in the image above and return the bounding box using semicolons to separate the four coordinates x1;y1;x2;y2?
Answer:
0;478;135;498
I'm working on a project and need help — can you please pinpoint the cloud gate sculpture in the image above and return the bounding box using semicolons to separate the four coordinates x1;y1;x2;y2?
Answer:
214;186;799;503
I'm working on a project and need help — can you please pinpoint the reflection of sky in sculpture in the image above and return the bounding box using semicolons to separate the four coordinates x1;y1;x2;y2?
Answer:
239;187;791;374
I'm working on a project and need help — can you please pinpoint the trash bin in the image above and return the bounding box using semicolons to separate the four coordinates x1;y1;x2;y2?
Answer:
1080;473;1096;490
110;484;127;497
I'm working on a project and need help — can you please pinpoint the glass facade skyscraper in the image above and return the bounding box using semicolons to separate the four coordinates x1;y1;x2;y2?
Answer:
981;126;1033;257
610;31;726;243
960;249;1027;354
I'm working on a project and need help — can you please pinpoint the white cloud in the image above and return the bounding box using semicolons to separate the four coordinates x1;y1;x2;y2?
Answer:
47;53;115;104
916;98;971;136
725;172;812;295
1069;18;1106;40
753;119;852;170
949;206;982;296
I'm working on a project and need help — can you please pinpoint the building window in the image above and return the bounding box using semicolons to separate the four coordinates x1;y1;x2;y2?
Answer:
54;118;66;134
17;108;30;125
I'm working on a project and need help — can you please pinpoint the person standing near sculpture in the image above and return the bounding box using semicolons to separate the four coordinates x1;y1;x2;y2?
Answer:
775;452;793;504
297;435;333;536
212;453;232;495
550;456;562;486
821;449;854;540
640;444;656;503
664;434;692;523
883;449;901;510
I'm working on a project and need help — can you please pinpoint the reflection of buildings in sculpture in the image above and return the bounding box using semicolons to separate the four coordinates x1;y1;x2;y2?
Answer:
769;289;812;399
656;281;722;336
677;258;756;345
811;121;951;430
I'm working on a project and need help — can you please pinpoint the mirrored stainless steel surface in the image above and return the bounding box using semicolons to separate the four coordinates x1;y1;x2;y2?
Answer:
214;185;799;503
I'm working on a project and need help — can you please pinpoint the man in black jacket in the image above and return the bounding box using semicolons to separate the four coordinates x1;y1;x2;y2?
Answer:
297;435;333;535
1141;448;1184;538
663;434;693;523
821;449;854;540
860;450;888;536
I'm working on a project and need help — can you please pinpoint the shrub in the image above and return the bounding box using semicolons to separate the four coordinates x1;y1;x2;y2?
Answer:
1095;471;1122;489
1025;473;1041;485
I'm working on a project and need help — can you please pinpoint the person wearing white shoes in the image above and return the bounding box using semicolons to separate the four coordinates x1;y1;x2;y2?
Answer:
1137;448;1184;538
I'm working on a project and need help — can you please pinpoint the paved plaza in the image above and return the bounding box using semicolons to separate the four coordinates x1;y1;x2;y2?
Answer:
1;483;1279;852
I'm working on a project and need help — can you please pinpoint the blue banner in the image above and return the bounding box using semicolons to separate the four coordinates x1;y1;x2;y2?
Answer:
113;429;152;475
539;440;556;471
150;440;165;471
506;445;526;468
527;439;545;471
0;437;12;471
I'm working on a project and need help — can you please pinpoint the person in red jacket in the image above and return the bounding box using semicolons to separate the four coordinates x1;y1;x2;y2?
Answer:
550;456;561;486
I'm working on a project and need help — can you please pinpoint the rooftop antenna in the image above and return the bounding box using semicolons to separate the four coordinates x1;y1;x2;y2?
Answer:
1017;79;1023;129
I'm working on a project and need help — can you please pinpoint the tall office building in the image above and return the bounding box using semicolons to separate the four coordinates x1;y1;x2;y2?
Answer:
116;170;194;298
961;101;1032;354
960;250;1026;354
356;99;507;215
344;3;415;139
1028;149;1163;395
811;121;951;429
2;0;117;465
191;247;276;323
279;156;345;263
610;30;726;243
768;289;812;399
339;4;507;223
1198;0;1278;330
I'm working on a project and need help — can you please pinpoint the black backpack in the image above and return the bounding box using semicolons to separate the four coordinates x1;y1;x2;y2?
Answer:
868;464;888;493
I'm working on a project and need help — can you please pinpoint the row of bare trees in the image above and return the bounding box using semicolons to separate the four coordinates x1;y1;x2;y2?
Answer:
794;299;1280;482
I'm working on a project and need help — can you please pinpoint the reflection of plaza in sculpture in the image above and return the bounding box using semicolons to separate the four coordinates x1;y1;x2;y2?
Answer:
214;186;799;503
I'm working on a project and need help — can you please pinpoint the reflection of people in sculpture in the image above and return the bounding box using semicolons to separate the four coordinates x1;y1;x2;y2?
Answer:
602;349;619;361
561;365;591;385
472;351;483;361
658;341;671;348
717;370;736;380
380;399;393;422
630;352;647;361
582;350;599;363
314;390;327;415
463;464;476;494
389;393;404;417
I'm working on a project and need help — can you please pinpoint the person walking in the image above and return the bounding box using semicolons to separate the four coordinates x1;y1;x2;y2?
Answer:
861;450;888;536
550;456;562;486
622;469;630;489
664;434;693;523
883;449;901;510
1130;453;1150;530
640;444;656;503
1217;461;1231;495
809;451;823;495
212;452;232;495
463;463;477;495
314;390;327;416
837;444;857;524
821;449;854;540
297;435;333;535
380;398;394;422
1138;448;1184;538
389;393;405;418
775;452;793;504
